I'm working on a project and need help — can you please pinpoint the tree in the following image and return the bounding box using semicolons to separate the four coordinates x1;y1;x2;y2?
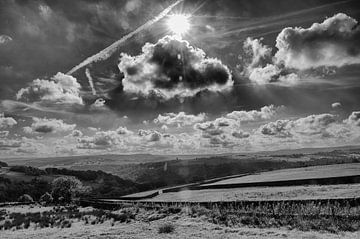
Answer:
18;194;34;203
51;176;84;203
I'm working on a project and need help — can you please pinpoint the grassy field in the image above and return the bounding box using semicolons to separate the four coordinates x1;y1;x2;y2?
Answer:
145;184;360;202
203;163;360;186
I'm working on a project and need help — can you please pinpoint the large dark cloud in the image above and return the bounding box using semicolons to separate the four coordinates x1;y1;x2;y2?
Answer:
118;35;233;99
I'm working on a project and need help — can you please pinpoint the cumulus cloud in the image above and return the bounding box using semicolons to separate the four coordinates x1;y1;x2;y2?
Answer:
231;130;250;139
154;112;206;126
260;114;338;138
332;102;342;109
241;38;300;85
0;137;46;154
345;111;360;126
194;105;279;146
0;131;9;138
275;13;360;69
118;35;233;99
225;105;278;122
70;130;83;137
244;13;360;85
16;72;83;105
0;35;12;44
23;117;76;134
260;119;293;138
77;127;133;149
241;37;272;74
0;113;17;129
194;116;249;148
0;139;21;149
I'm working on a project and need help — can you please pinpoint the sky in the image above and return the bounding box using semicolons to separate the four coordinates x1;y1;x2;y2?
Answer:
0;0;360;157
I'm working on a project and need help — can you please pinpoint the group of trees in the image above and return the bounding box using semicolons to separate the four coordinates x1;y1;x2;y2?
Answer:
0;176;85;204
0;165;145;203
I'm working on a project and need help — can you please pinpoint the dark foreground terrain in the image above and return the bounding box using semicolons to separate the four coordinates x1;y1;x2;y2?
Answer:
1;200;360;239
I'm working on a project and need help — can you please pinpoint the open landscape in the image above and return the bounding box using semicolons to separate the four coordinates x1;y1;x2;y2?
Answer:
1;147;360;238
1;0;360;238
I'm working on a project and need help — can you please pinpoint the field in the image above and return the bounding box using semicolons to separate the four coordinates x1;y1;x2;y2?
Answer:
202;163;360;186
144;184;360;202
122;163;360;201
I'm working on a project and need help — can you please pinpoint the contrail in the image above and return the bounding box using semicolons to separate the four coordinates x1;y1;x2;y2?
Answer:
67;0;184;75
85;68;96;95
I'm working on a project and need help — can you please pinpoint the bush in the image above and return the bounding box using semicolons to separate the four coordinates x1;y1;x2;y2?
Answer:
51;176;85;203
18;194;34;203
0;161;8;167
40;192;53;205
158;223;175;234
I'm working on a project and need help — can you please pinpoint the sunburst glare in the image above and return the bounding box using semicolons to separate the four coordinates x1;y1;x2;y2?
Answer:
167;14;190;36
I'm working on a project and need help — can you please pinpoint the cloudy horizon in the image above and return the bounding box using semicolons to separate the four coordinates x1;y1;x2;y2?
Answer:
1;0;360;158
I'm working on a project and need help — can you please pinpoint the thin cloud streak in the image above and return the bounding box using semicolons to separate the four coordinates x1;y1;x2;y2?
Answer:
67;0;184;75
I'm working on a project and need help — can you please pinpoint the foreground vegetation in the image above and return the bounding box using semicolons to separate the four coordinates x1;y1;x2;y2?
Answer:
1;200;359;233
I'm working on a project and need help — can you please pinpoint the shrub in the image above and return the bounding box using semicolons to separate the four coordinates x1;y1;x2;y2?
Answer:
40;192;53;205
18;194;34;203
51;176;85;203
158;222;175;234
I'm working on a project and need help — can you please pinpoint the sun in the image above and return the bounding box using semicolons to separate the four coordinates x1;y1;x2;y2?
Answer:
167;14;190;36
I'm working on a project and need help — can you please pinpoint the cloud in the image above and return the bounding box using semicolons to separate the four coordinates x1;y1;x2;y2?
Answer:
0;137;46;155
225;105;278;122
231;130;250;139
154;112;206;126
345;111;360;126
70;130;83;137
138;129;162;142
0;35;12;44
260;114;338;138
0;131;9;138
241;38;300;85
118;35;233;99
0;139;21;149
241;37;272;74
0;113;17;129
23;117;76;134
16;72;83;105
331;102;342;109
243;13;360;85
194;105;279;146
77;127;133;149
260;119;293;138
275;13;360;70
